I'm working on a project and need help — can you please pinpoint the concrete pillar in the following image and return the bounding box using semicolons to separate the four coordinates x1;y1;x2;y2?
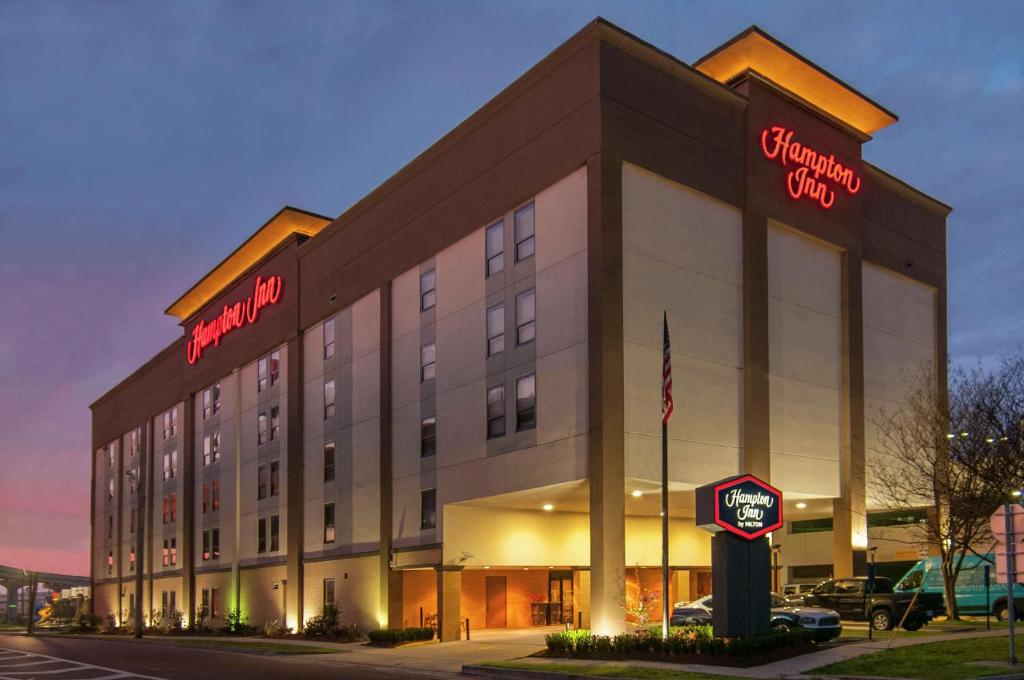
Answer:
834;252;867;577
572;569;590;630
586;154;626;636
435;566;463;642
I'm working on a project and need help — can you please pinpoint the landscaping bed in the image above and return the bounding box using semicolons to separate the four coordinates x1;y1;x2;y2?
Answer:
366;626;435;647
540;626;817;668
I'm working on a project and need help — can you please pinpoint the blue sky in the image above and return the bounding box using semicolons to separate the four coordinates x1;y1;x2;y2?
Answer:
1;0;1021;572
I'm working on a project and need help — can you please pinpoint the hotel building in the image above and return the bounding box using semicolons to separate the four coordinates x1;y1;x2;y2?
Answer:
90;20;949;638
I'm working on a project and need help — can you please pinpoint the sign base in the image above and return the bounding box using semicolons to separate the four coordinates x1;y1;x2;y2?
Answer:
711;532;771;638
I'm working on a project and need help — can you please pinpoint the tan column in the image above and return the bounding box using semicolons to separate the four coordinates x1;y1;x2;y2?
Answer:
435;566;463;642
285;336;305;630
742;210;771;480
379;284;393;628
572;569;591;630
587;154;626;635
834;252;867;577
180;395;196;627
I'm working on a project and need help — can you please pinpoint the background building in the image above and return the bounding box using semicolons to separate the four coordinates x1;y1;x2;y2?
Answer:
90;20;948;637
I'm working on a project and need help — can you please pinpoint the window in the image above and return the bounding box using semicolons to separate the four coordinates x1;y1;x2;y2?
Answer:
202;383;221;418
515;290;535;345
107;446;114;467
323;578;336;606
212;479;220;511
258;412;268;445
421;489;437;530
486;304;504;356
324;380;335;419
163;451;177;480
867;509;928;528
203;431;221;466
420;269;436;311
421;343;435;382
162;495;173;524
162;409;177;439
258;357;268;392
421;417;436;457
791;517;834;534
258;464;267;500
108;478;114;502
270;460;280;497
211;528;219;560
161;590;176;615
257;517;267;553
324;318;336;359
107;514;113;538
202;587;220;618
162;540;169;567
269;350;280;386
129;547;136;572
170;408;178;437
324;441;336;483
107;551;113;575
516;374;536;431
130;429;139;456
489;386;509;439
170;537;177;566
270;514;280;552
485;220;504;277
202;530;210;561
203;483;210;513
270;407;280;441
324;503;336;543
514;202;535;262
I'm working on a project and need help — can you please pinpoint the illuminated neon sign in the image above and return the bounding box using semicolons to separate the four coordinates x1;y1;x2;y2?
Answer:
186;275;283;364
760;125;861;209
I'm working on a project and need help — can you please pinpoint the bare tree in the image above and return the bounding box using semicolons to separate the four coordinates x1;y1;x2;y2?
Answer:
869;358;1024;619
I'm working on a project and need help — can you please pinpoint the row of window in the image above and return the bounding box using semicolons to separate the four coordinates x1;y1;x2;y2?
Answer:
257;350;281;392
257;407;281;444
202;384;221;419
257;515;280;553
257;461;280;500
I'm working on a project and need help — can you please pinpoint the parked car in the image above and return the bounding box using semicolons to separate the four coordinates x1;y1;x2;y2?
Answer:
802;576;944;631
782;582;819;604
669;594;842;641
895;555;1024;622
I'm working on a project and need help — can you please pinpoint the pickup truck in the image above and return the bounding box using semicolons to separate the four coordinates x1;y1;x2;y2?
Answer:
801;576;945;631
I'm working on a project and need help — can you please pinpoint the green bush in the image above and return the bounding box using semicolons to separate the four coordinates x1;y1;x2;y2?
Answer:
224;608;258;636
367;627;435;646
544;625;813;660
76;612;103;632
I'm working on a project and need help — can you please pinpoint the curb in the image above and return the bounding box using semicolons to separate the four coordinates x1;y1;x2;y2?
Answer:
463;666;600;680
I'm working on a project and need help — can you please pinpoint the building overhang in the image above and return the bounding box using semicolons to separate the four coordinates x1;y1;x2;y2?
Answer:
165;206;332;323
694;26;898;136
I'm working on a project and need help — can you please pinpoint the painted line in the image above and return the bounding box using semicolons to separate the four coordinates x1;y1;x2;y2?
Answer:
0;646;169;680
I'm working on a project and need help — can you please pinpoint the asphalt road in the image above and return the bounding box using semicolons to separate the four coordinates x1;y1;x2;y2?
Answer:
0;635;459;680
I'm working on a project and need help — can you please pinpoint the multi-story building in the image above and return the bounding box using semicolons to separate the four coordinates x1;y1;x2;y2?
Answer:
90;20;949;638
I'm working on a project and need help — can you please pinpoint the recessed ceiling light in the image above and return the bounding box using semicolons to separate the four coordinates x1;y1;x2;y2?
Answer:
542;503;554;511
483;566;490;569
631;490;643;498
795;502;807;509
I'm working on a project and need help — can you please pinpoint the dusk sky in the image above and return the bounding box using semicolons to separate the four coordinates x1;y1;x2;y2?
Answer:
1;1;1021;576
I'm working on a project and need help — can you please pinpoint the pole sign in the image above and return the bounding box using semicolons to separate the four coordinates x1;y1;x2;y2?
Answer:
696;474;783;540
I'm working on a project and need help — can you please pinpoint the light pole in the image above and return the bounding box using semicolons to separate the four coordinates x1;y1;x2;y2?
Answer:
866;547;878;641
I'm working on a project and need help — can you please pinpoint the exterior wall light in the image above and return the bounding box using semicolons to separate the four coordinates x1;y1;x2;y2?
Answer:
795;502;807;509
542;503;554;511
631;490;643;497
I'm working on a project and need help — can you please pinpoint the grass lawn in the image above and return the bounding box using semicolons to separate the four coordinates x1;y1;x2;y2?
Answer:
484;661;750;679
137;638;345;655
813;635;1024;680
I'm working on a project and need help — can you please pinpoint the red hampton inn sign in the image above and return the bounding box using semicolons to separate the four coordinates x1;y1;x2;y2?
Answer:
186;275;283;364
760;125;861;209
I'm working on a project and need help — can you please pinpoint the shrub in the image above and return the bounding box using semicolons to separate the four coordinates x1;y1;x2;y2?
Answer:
544;625;813;660
367;627;435;646
303;602;344;638
224;608;258;636
76;612;103;632
336;623;362;642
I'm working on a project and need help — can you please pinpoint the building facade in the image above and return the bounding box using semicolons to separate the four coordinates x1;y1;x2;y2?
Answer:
90;21;949;637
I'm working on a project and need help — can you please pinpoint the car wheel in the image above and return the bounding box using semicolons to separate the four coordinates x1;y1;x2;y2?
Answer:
902;617;923;631
995;603;1009;623
771;621;791;632
871;608;894;631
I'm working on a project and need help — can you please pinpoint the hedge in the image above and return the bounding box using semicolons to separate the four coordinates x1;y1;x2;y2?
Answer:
544;625;813;659
367;627;435;646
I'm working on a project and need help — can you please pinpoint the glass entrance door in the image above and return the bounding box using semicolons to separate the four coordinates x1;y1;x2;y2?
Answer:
548;571;574;625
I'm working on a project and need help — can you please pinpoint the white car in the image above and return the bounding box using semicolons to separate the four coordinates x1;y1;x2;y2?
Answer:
670;593;842;641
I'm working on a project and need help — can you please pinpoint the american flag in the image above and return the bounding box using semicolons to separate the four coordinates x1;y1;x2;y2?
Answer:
662;312;673;424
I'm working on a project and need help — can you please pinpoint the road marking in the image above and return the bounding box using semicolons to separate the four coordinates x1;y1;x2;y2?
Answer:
0;646;169;680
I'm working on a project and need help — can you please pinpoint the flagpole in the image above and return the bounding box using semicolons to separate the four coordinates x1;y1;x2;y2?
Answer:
661;311;670;640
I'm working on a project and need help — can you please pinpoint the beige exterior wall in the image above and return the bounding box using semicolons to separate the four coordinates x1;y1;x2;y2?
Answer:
862;262;937;506
767;222;842;497
621;163;744;487
302;555;380;630
239;564;287;629
194;375;238;569
194;570;232;625
151;404;184;579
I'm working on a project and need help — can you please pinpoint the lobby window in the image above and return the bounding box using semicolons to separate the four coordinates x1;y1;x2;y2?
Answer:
514;202;535;262
324;380;335;419
790;517;834;534
324;441;336;483
270;460;280;497
516;374;536;431
324;502;336;543
270;514;280;551
486;304;504;356
323;578;336;606
257;518;267;553
485;220;504;277
258;412;268;445
270;407;280;441
421;489;436;531
107;552;113;575
258;357;268;392
487;385;505;439
516;290;535;345
421;417;436;457
324;317;336;359
421;343;436;382
257;464;268;500
867;509;928;528
269;349;280;386
420;269;436;311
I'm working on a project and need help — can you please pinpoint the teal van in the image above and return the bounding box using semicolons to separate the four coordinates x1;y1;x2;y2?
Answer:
895;555;1024;621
